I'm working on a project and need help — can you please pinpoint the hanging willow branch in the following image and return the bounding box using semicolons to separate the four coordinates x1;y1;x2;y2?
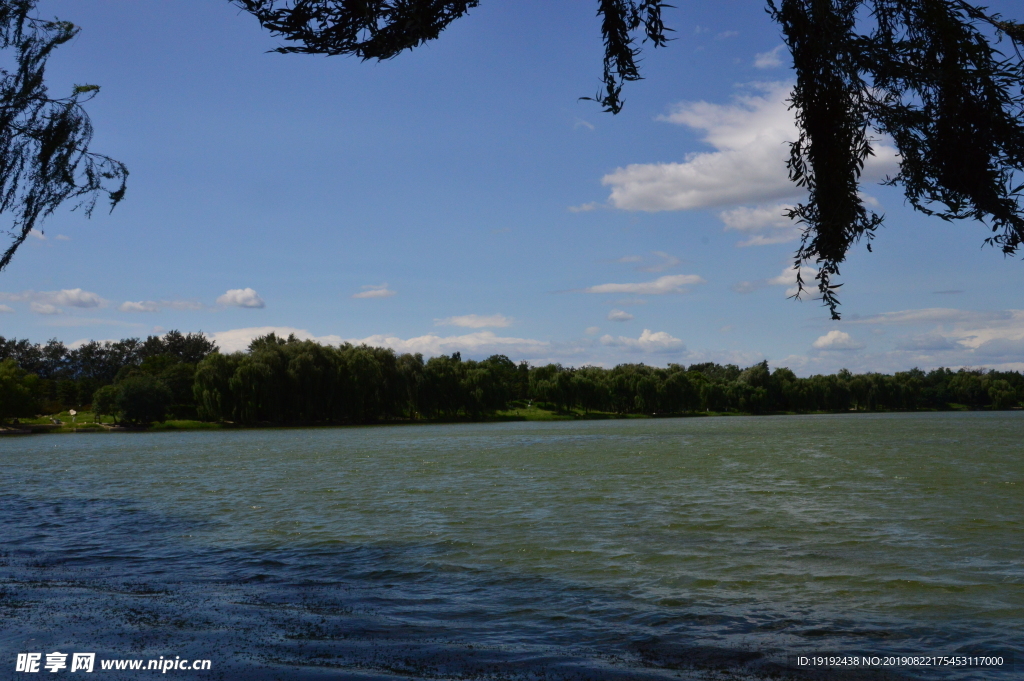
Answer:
770;0;1024;318
238;0;1023;319
0;0;127;272
768;0;884;317
235;0;672;114
234;0;483;59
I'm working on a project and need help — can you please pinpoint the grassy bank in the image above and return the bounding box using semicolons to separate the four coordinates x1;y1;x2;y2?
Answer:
1;410;225;434
3;404;674;434
3;403;1000;435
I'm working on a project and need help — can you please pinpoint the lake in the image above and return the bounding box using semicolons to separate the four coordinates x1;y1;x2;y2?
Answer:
2;412;1021;679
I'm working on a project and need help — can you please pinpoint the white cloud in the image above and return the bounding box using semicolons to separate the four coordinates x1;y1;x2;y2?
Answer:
119;299;204;313
812;330;864;350
719;203;801;246
754;45;786;69
767;267;800;296
30;302;60;315
120;301;160;313
768;266;817;297
972;337;1024;359
600;328;685;353
350;331;548;357
28;229;46;241
0;304;14;313
848;308;1024;356
0;288;106;314
733;264;819;296
582;274;705;295
896;333;958;352
2;292;206;315
352;283;396;299
602;82;898;212
685;348;767;367
435;314;513;329
208;326;341;353
774;310;1024;373
607;309;634;322
847;308;1010;326
217;288;266;308
199;310;1024;372
208;326;550;358
860;191;881;207
67;337;120;350
55;234;71;241
50;289;103;308
716;30;739;39
568;202;598;213
778;341;1024;376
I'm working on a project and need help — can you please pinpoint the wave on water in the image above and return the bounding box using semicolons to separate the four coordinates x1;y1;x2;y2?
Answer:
0;493;1013;680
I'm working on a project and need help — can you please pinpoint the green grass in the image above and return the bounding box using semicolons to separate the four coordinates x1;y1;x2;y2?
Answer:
4;405;633;433
8;402;988;436
20;409;90;424
13;410;111;432
1;410;230;433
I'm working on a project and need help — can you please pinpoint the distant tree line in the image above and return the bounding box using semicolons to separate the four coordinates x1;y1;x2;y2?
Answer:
1;331;1022;425
0;331;215;424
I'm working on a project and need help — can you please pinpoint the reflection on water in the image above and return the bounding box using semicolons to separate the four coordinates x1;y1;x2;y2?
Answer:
1;413;1021;679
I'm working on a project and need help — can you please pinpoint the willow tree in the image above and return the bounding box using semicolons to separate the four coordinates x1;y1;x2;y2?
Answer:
235;0;1024;318
0;1;127;272
2;1;1021;319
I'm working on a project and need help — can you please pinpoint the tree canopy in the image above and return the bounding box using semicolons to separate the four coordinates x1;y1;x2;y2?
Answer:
2;331;1022;424
770;0;1024;316
0;0;127;272
1;1;1021;319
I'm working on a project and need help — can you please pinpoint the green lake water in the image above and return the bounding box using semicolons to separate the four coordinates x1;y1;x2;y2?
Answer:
2;412;1021;679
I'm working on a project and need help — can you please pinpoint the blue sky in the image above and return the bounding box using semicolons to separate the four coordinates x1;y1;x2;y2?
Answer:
2;0;1023;374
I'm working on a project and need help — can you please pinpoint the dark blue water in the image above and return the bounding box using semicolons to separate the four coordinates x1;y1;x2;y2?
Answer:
2;414;1021;679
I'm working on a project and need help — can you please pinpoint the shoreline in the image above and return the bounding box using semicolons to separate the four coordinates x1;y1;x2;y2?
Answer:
3;404;1018;436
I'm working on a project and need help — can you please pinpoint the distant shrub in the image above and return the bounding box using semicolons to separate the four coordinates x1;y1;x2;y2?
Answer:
0;358;41;422
92;384;120;423
116;376;172;426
